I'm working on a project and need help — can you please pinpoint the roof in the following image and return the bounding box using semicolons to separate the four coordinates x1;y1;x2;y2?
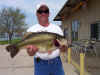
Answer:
54;0;88;21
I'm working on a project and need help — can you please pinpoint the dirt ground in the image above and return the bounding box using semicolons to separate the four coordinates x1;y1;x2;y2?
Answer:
85;56;100;75
0;45;78;75
1;44;100;75
71;51;100;75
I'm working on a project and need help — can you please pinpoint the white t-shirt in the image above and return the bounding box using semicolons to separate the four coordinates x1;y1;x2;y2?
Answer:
27;23;64;60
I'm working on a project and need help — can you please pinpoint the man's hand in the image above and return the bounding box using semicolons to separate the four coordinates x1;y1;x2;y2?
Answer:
60;45;68;52
26;45;38;56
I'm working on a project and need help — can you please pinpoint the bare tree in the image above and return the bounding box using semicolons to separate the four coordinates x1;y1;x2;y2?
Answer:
0;7;27;43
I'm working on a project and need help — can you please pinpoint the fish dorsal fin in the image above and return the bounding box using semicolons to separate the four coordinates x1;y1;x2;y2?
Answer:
23;32;64;41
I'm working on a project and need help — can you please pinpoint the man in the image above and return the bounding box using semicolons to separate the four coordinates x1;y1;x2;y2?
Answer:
27;3;67;75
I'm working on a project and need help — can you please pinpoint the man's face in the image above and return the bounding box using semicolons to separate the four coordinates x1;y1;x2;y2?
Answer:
36;5;49;22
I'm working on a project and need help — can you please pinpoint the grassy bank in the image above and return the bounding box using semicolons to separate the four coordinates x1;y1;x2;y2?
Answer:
0;39;21;45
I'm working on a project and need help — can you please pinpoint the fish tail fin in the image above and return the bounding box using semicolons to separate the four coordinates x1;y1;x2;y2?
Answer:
6;45;19;58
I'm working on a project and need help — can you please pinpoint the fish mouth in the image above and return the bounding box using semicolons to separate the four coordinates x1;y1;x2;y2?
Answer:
53;39;61;47
6;45;19;58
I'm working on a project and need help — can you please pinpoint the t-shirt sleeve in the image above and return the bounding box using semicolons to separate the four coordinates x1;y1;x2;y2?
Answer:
55;25;64;36
26;25;37;32
27;28;31;32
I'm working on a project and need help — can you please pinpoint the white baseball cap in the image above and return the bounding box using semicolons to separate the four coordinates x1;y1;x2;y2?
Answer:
36;2;49;11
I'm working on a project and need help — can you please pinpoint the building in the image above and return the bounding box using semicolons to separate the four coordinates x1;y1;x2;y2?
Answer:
54;0;100;41
0;32;22;41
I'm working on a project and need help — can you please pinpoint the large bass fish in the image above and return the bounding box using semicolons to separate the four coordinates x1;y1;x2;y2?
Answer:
6;32;67;58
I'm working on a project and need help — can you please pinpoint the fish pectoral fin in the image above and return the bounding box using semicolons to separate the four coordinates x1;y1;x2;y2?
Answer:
22;32;33;40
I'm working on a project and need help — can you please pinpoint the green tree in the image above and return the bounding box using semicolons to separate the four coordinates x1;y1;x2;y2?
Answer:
0;7;27;43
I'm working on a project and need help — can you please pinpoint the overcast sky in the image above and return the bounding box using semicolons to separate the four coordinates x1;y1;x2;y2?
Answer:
0;0;67;27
